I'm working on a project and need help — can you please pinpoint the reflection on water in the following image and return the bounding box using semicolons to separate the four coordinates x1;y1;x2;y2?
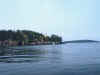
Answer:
0;45;62;63
0;46;48;63
0;43;100;75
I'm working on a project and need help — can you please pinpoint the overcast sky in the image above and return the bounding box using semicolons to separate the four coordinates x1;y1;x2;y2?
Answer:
0;0;99;41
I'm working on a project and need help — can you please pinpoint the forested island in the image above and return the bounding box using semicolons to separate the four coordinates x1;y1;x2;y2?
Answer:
0;30;62;46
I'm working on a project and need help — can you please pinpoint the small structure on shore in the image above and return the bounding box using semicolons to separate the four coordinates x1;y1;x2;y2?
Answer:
0;30;62;46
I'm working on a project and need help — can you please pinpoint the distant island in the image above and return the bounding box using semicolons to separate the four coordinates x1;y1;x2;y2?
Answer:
62;40;99;44
0;30;62;46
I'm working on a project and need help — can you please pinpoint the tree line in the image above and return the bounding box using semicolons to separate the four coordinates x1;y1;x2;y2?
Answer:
0;30;62;45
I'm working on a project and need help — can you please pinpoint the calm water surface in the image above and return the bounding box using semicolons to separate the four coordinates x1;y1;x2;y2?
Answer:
0;43;100;75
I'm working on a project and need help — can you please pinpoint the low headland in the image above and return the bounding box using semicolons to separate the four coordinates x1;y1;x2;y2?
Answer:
62;40;99;44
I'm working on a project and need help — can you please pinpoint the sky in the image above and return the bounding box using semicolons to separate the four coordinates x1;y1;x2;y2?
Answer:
0;0;100;41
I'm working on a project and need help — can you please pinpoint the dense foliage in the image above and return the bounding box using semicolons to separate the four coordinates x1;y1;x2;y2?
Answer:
0;30;62;45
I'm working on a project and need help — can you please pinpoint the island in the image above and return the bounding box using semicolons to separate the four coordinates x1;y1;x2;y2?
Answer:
62;40;99;44
0;30;62;46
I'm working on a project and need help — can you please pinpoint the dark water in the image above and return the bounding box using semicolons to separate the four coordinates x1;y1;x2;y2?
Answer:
0;43;100;75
